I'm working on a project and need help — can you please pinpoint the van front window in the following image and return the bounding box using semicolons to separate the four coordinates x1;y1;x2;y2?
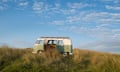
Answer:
35;40;44;44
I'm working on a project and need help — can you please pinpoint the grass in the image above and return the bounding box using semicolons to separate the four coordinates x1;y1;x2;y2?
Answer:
0;46;120;72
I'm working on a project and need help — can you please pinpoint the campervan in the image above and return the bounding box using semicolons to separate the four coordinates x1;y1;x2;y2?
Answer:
32;37;73;55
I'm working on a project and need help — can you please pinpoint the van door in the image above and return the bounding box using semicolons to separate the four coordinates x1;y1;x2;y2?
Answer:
34;40;44;52
45;40;57;51
57;40;64;53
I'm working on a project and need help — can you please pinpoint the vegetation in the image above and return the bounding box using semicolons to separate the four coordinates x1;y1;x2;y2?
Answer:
0;46;120;72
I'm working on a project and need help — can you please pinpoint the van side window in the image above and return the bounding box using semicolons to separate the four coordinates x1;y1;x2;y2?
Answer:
53;40;57;44
48;40;57;44
48;40;52;44
58;40;64;46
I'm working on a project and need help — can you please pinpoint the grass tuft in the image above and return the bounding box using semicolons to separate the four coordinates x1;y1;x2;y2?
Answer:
0;47;120;72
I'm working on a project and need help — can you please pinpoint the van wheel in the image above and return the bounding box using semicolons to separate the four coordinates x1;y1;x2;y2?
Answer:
63;53;67;56
63;52;70;56
37;50;42;55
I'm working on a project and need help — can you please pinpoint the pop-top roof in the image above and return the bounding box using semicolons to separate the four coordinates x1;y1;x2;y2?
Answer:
40;37;70;39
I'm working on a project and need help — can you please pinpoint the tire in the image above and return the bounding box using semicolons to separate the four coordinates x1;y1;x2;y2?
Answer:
37;50;42;55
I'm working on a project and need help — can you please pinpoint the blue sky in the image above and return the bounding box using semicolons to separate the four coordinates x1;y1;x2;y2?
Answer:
0;0;120;53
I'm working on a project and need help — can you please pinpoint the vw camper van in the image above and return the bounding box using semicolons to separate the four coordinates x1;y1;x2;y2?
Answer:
32;37;73;55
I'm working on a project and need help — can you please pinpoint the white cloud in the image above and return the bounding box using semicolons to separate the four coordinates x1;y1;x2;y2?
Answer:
48;10;120;40
54;3;60;8
112;29;120;38
83;12;120;24
32;2;44;13
10;40;33;48
106;5;120;10
67;2;90;9
59;3;93;15
50;11;120;40
51;20;65;25
0;6;5;11
61;18;120;40
32;2;62;14
100;0;120;4
68;26;88;34
66;16;81;23
0;3;8;11
60;9;77;15
0;42;7;46
19;1;28;6
31;2;93;15
32;1;50;13
80;39;120;54
50;11;120;26
1;0;17;3
53;11;120;26
13;1;29;10
1;0;8;2
0;39;32;48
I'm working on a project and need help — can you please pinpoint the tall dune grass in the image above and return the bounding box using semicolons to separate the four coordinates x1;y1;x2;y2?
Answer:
0;46;120;72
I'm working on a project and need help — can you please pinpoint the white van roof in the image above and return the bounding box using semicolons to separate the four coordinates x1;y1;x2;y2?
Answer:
40;37;70;39
36;37;72;45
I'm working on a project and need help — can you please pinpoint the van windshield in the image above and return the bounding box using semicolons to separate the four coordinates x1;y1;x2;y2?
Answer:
35;40;44;44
